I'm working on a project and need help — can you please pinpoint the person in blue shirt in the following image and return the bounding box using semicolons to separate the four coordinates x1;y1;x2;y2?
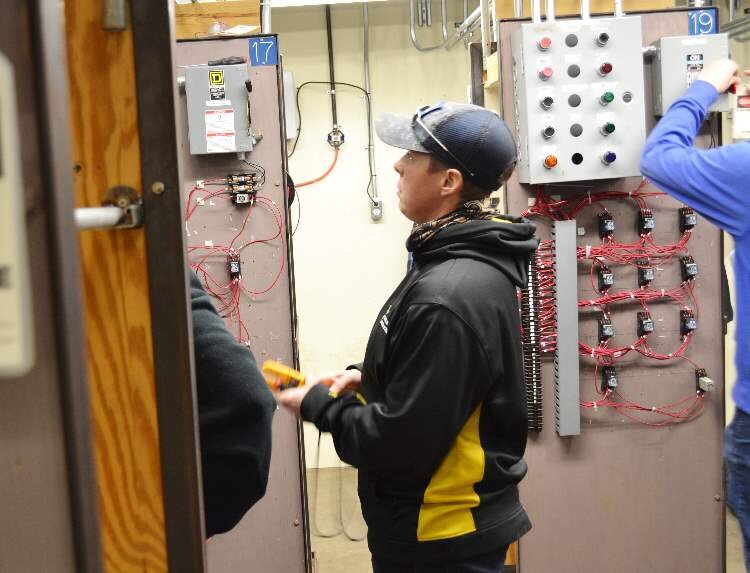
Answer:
640;58;750;571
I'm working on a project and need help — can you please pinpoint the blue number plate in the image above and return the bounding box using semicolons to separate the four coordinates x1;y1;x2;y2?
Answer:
249;36;278;67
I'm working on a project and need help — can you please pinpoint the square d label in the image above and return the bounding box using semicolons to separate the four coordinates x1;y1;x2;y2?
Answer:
209;70;225;86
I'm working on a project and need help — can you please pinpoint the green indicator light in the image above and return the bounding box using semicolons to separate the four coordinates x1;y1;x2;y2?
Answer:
603;122;615;134
600;91;615;104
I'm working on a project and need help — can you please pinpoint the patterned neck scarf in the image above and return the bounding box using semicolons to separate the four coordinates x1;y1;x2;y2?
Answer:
406;200;507;252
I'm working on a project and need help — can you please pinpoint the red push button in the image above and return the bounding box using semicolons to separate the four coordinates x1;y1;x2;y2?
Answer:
538;36;553;50
598;62;613;76
538;67;554;80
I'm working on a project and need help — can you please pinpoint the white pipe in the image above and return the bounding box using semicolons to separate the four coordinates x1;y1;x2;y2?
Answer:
614;0;623;17
262;1;272;32
580;0;590;20
532;0;541;23
444;6;482;48
363;3;378;202
546;0;555;22
514;0;523;18
75;206;124;230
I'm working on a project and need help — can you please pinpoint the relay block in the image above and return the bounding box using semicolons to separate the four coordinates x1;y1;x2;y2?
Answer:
184;63;254;155
511;16;646;184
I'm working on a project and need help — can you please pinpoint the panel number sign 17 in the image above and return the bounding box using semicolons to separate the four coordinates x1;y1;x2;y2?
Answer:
249;36;278;67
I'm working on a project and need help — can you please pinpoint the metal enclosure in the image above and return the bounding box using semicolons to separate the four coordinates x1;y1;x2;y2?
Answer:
500;9;724;573
174;37;308;573
651;33;730;115
511;16;646;184
0;2;101;571
185;63;256;155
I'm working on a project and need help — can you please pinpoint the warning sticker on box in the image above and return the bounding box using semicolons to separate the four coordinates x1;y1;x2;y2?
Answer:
205;109;235;153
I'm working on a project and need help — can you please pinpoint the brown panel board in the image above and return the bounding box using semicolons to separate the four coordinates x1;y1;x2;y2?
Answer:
173;38;307;573
498;10;725;573
65;1;168;571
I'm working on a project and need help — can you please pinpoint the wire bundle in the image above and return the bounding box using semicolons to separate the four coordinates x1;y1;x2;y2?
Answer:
186;182;286;345
519;179;707;427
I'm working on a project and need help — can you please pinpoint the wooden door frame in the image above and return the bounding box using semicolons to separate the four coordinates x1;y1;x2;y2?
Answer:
131;3;206;571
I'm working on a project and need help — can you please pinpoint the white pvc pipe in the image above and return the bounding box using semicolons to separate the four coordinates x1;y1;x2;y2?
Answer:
75;206;124;230
532;0;541;23
546;0;555;22
580;0;590;20
614;0;623;17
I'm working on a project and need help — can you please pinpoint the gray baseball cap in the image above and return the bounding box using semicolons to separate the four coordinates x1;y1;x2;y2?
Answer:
375;102;517;190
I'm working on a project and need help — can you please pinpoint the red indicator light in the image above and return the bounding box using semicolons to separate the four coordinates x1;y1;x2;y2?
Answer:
599;62;613;75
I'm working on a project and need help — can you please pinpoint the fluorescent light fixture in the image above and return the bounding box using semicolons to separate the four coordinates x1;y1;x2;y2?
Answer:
268;0;387;8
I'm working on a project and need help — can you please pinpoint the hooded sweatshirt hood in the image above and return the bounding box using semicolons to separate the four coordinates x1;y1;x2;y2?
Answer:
409;216;539;288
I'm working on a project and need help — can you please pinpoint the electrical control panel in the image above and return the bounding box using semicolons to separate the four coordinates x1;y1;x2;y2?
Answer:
511;16;646;184
651;33;729;116
0;55;34;378
184;63;255;155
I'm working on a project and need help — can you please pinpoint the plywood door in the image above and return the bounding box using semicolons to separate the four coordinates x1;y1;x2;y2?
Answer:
65;1;168;571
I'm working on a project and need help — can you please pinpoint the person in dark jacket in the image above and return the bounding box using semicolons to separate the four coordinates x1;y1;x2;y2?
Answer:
279;102;537;571
190;271;276;537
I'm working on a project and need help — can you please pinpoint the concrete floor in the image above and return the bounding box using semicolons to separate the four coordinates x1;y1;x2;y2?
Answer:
309;467;747;573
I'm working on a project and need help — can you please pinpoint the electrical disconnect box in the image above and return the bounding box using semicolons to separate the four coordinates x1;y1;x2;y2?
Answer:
511;16;646;184
651;33;729;116
184;63;254;155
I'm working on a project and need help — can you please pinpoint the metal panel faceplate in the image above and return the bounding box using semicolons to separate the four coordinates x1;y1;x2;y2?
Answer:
184;63;254;155
511;16;646;184
652;33;729;115
0;54;34;378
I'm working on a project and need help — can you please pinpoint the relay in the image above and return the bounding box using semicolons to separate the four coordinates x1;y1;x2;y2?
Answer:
637;259;654;287
679;207;697;233
638;209;655;236
598;212;616;239
599;315;615;342
601;366;618;392
227;249;242;281
597;264;615;292
637;311;655;337
680;256;698;281
680;309;697;336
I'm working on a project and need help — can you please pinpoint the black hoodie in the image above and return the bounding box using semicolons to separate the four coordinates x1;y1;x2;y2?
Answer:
301;217;538;562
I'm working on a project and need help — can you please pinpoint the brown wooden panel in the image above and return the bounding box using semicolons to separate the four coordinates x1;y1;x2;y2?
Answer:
495;0;674;18
175;0;260;40
65;1;168;571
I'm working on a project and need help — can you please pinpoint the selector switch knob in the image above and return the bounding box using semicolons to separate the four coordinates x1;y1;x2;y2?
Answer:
540;96;554;109
596;32;610;46
542;126;556;139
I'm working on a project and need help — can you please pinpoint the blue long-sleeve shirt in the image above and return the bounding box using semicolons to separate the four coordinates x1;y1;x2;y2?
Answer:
640;79;750;416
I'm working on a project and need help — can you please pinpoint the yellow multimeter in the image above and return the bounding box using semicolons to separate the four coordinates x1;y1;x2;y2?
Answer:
262;360;306;391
